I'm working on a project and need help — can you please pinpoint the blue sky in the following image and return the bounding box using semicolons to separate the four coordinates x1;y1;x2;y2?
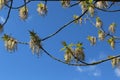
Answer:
0;1;120;80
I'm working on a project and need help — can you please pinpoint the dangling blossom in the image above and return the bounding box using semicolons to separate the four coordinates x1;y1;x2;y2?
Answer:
74;42;85;63
96;1;108;9
2;34;17;52
64;49;73;63
19;6;28;20
79;1;88;13
87;36;96;45
0;0;7;10
29;31;42;56
98;30;105;40
96;17;103;28
61;0;70;8
88;4;95;17
108;37;115;49
37;3;47;16
109;22;116;33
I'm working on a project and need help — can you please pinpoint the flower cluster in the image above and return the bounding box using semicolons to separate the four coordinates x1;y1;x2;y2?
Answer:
98;30;105;40
96;1;108;9
61;0;70;8
108;37;115;49
96;17;103;28
2;34;17;52
109;22;116;33
73;15;82;24
88;4;94;17
79;1;88;14
61;42;85;63
29;31;42;56
108;56;120;68
87;36;96;45
19;6;28;20
37;3;47;16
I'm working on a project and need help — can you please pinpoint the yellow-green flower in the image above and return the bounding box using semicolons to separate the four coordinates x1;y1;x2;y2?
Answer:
37;3;47;16
19;6;28;20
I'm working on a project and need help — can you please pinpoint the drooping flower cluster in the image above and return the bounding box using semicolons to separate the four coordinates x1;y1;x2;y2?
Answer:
88;4;95;17
74;43;85;63
61;0;70;8
109;22;116;33
29;31;42;56
79;1;88;13
19;6;28;20
0;0;6;10
73;15;82;24
108;56;120;68
98;30;105;40
96;1;108;9
96;17;103;28
108;37;115;49
87;36;96;45
37;3;47;16
2;34;17;52
61;42;85;63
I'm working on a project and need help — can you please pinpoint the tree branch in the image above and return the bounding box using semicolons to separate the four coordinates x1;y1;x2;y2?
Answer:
2;0;13;27
41;46;120;66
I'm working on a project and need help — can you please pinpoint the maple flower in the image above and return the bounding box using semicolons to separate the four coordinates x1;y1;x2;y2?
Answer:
2;34;17;52
98;30;105;40
29;31;42;56
64;49;73;63
109;22;116;33
108;37;115;49
96;1;108;9
61;0;70;8
79;1;87;13
96;17;103;28
19;6;28;20
88;5;94;17
0;0;6;10
37;3;47;16
87;36;96;45
74;42;85;63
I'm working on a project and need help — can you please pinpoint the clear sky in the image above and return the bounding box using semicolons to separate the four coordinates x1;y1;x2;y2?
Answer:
0;1;120;80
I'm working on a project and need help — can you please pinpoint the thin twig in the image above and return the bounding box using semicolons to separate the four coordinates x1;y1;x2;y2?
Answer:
69;1;81;8
2;0;13;27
